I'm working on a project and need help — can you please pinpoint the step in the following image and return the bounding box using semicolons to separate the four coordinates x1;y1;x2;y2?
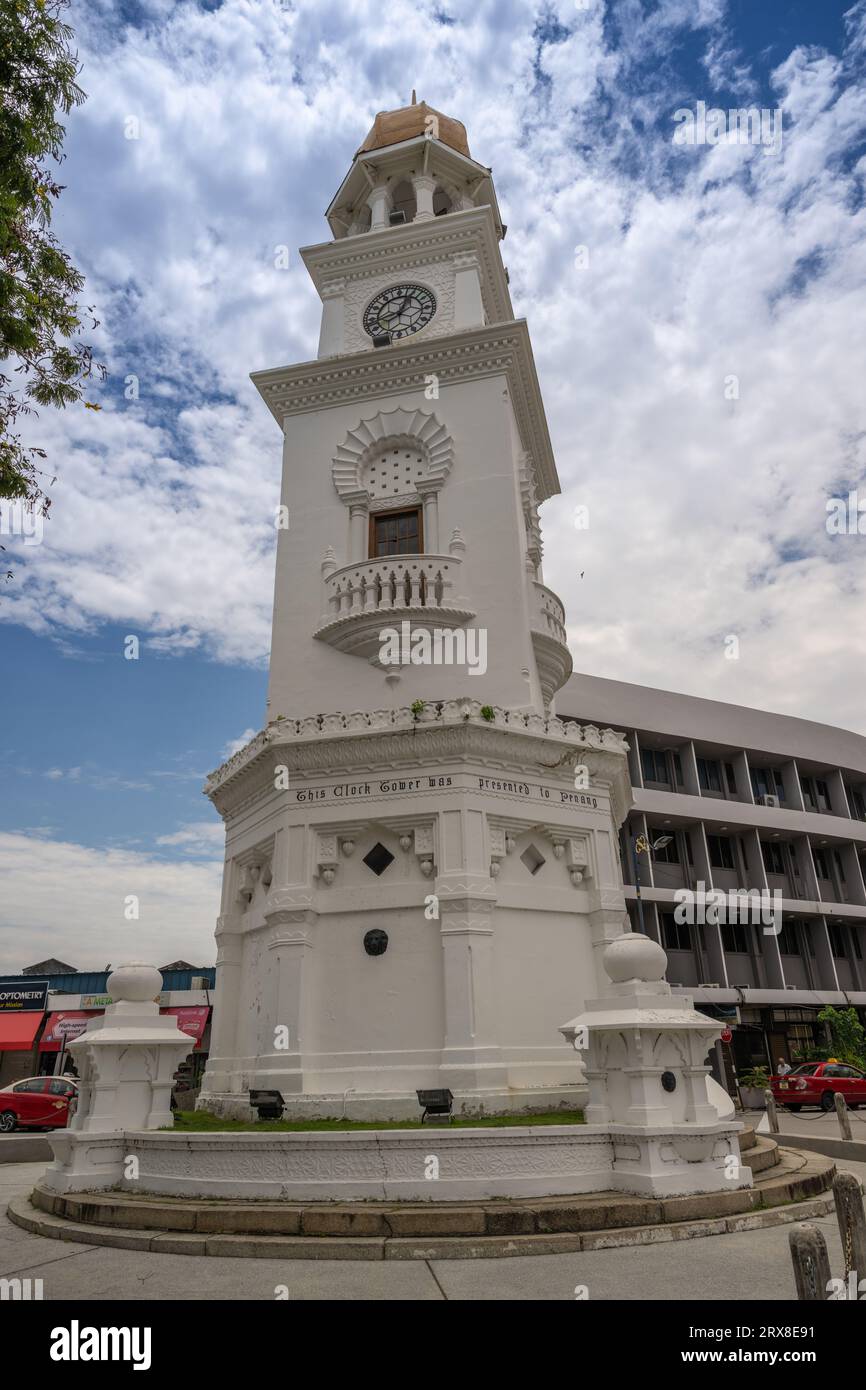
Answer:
14;1146;834;1258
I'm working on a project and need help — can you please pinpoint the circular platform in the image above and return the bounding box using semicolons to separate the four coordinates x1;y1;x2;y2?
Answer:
9;1135;837;1260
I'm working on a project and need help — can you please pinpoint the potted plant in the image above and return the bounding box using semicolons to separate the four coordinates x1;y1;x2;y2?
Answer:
737;1066;770;1110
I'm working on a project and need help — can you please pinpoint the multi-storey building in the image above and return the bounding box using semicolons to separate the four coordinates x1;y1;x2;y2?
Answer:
560;673;866;1082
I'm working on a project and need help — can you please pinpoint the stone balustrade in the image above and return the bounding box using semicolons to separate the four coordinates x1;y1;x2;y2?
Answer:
322;554;461;621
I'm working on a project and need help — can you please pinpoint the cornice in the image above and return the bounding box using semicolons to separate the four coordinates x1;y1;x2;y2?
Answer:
204;701;632;824
301;206;511;326
251;319;559;502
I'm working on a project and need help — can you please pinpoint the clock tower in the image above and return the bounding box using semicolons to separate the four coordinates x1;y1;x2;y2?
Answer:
199;100;632;1119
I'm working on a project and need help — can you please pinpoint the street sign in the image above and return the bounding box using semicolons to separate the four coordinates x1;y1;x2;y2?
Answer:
720;1028;733;1044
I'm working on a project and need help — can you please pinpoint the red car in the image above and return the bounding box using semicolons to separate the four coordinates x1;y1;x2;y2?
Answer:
771;1062;866;1113
0;1076;78;1132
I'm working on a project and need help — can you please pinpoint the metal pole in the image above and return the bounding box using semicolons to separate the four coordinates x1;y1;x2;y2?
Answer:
630;835;646;935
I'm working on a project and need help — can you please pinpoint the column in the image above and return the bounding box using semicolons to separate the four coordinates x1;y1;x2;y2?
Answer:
201;917;243;1094
452;252;485;329
317;278;345;358
421;490;439;553
367;184;391;230
349;501;367;562
412;173;436;221
259;910;317;1094
437;807;508;1091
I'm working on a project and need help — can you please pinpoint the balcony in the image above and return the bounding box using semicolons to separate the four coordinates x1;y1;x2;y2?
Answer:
314;554;475;661
529;580;573;706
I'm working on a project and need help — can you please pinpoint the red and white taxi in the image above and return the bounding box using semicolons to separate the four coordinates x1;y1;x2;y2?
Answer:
771;1061;866;1113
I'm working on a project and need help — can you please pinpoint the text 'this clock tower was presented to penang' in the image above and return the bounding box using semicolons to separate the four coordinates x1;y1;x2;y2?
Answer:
199;99;633;1119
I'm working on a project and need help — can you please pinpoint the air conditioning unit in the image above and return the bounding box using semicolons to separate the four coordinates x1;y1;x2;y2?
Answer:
191;976;209;991
758;794;780;808
372;332;391;348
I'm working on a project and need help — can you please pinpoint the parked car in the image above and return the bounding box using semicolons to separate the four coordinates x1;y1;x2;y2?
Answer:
0;1076;78;1132
771;1061;866;1113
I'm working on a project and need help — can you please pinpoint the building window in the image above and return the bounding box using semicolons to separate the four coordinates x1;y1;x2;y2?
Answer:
816;779;831;812
852;789;866;822
673;752;684;787
641;749;670;785
724;762;738;794
833;849;846;883
660;913;691;952
801;776;817;811
777;922;799;954
828;922;847;958
370;507;422;557
722;922;750;953
752;766;785;802
761;840;787;876
653;835;680;865
683;830;694;865
707;834;735;870
697;758;722;792
813;848;831;880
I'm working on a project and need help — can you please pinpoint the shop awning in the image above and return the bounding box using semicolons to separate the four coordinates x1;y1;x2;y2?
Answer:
39;1011;100;1051
0;1012;44;1051
161;1006;210;1049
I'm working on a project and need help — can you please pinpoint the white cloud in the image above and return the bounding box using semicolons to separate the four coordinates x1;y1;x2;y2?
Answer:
0;0;863;740
155;820;225;856
0;832;220;974
220;728;258;760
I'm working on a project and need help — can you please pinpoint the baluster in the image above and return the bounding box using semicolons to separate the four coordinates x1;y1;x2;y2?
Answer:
409;567;422;605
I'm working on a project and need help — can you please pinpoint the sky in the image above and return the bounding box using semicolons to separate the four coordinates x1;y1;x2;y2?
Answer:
2;0;865;971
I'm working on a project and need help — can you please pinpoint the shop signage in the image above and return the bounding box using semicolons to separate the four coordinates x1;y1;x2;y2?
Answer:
0;979;48;1012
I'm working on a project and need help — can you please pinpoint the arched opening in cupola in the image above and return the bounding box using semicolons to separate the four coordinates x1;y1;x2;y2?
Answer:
390;179;417;223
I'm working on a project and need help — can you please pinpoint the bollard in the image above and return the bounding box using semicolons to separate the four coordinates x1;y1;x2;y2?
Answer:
833;1171;866;1290
789;1224;832;1300
764;1087;779;1134
834;1091;853;1141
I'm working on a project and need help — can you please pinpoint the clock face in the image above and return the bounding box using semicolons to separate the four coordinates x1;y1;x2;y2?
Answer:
363;283;436;341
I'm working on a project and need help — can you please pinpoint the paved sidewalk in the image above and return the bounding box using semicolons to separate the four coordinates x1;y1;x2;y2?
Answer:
2;1157;864;1301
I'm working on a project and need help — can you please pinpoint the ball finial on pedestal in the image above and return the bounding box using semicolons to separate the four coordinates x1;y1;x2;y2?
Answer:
106;962;163;1003
603;933;668;985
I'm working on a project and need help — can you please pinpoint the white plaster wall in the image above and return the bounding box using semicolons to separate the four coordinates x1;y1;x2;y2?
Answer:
266;374;541;721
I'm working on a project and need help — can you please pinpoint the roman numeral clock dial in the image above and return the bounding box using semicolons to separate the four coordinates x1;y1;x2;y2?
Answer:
363;283;436;341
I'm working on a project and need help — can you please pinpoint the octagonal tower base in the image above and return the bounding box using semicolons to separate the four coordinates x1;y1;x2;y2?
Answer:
198;701;633;1120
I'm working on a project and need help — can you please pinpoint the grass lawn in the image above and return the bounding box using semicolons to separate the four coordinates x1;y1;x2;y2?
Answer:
166;1109;585;1133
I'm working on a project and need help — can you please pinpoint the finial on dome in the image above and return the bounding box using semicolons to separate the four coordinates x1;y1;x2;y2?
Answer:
411;88;417;105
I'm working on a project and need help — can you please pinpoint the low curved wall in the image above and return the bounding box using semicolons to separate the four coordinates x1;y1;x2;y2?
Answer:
42;1122;750;1201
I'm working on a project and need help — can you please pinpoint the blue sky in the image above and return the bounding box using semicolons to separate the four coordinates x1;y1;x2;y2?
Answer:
2;0;866;970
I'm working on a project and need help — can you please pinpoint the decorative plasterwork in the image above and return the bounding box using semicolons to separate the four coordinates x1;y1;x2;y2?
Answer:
204;703;632;828
332;407;454;503
233;839;275;906
531;630;573;708
518;451;543;570
251;320;559;504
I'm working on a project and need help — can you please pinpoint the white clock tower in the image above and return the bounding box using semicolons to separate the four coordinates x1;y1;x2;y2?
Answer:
200;100;632;1119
